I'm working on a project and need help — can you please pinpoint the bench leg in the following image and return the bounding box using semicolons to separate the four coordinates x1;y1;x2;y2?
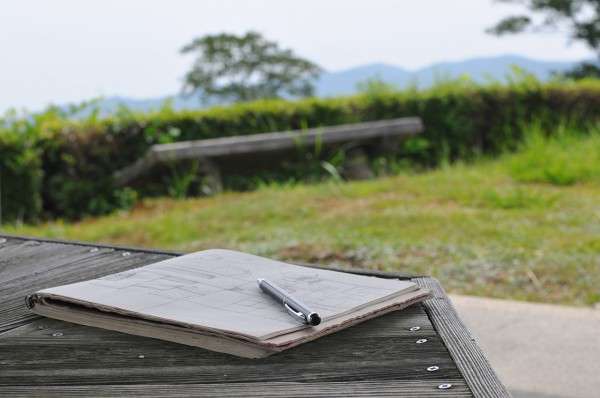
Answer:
372;135;400;156
198;159;223;195
344;147;373;180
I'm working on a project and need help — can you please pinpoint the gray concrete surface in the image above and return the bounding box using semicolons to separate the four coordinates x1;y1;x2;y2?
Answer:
449;294;600;398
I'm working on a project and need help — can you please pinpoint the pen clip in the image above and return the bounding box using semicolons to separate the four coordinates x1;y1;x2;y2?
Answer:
284;303;307;324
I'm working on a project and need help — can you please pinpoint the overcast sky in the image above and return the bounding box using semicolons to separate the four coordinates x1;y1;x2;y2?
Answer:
0;0;593;114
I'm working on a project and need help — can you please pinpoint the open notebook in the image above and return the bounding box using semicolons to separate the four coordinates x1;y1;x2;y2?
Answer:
26;249;432;358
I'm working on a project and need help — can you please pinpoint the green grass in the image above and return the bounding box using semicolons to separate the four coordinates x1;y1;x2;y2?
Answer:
4;125;600;307
507;120;600;185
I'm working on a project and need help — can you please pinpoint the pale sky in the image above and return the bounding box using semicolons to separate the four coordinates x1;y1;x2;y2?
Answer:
0;0;593;114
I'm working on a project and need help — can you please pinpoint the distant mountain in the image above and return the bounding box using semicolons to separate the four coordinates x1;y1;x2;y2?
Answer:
79;55;586;116
315;63;412;97
315;55;583;97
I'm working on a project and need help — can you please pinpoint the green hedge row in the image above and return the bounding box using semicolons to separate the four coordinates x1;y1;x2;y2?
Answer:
2;78;600;223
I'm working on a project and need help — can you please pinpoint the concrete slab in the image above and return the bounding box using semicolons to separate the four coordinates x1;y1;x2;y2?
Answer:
449;294;600;398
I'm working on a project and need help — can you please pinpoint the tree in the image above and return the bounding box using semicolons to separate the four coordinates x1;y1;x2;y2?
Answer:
180;31;322;103
487;0;600;78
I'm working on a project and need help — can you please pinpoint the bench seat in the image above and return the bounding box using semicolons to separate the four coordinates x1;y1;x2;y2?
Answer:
114;117;423;192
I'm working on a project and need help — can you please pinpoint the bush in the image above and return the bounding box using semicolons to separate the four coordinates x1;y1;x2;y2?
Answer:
507;120;600;185
0;115;43;224
1;77;600;223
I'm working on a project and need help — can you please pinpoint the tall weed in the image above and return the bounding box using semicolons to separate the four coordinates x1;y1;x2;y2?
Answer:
507;120;600;185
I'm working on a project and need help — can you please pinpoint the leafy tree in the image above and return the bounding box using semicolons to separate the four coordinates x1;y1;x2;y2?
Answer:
180;31;322;103
487;0;600;78
561;61;600;77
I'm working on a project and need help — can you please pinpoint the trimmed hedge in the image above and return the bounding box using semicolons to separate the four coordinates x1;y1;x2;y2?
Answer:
1;79;600;223
0;127;42;224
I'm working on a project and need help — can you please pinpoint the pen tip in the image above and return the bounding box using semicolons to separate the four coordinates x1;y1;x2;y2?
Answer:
256;278;263;284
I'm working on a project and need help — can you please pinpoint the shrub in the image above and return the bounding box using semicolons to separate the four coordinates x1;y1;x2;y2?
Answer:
1;78;600;222
0;115;43;224
507;120;600;185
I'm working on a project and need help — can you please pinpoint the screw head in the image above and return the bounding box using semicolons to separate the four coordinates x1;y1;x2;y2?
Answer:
0;238;7;244
427;366;440;372
409;326;421;331
90;247;99;252
416;339;428;344
438;383;452;389
122;252;131;257
52;332;64;337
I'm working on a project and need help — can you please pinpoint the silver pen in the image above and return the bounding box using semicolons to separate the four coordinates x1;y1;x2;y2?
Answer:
257;278;321;326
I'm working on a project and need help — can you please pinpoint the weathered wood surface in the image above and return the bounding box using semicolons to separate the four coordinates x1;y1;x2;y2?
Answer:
0;234;509;397
114;117;423;187
414;277;512;398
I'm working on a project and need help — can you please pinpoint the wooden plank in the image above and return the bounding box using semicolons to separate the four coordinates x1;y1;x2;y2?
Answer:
0;236;176;333
152;117;423;160
0;233;184;256
1;381;472;398
416;277;512;398
0;306;470;396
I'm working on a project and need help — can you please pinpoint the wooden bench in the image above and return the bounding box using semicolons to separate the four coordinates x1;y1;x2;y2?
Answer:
114;117;423;193
0;234;510;397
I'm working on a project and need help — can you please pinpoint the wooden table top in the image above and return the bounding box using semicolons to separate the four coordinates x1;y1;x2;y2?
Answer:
0;234;511;397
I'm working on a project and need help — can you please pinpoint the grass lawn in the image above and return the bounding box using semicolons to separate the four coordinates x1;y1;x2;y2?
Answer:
4;124;600;306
